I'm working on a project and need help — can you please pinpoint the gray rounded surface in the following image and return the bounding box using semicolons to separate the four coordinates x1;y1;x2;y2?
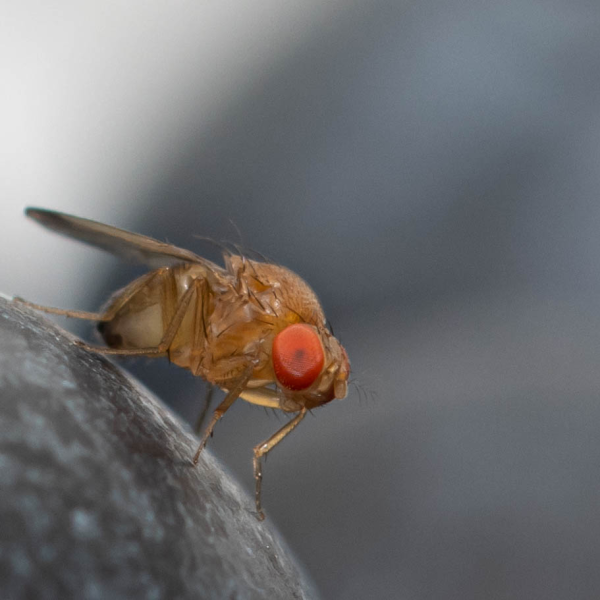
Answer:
0;297;318;600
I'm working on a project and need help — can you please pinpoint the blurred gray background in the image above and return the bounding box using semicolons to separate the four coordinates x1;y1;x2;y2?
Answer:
4;1;600;598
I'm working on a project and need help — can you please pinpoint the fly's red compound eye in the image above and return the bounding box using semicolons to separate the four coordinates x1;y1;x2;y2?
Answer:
272;324;324;390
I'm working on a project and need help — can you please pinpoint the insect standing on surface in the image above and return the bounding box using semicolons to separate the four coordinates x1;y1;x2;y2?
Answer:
16;208;350;520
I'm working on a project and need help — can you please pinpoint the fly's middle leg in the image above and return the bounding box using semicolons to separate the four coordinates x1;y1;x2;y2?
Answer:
193;363;256;463
194;384;214;434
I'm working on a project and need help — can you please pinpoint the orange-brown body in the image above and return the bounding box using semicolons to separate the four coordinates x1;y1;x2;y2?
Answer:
100;257;348;411
17;208;350;519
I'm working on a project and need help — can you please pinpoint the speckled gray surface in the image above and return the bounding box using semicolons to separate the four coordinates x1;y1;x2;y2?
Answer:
0;297;318;600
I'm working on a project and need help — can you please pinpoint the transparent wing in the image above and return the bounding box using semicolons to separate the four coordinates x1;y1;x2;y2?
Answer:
26;207;222;270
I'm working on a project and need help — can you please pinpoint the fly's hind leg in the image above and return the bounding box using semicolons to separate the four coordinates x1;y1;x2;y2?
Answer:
253;407;307;520
13;270;163;322
72;276;201;356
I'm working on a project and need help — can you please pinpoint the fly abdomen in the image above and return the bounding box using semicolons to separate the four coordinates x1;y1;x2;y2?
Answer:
97;269;172;350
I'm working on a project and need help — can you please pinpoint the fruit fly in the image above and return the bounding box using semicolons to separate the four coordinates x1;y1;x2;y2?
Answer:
16;208;350;520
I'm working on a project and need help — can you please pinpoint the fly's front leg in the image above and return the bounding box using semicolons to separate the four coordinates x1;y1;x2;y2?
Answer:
253;407;307;521
193;364;256;464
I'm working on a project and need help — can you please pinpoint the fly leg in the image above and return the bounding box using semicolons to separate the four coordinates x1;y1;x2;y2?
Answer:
70;277;199;356
194;384;214;434
253;407;307;520
13;270;163;322
193;364;255;463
